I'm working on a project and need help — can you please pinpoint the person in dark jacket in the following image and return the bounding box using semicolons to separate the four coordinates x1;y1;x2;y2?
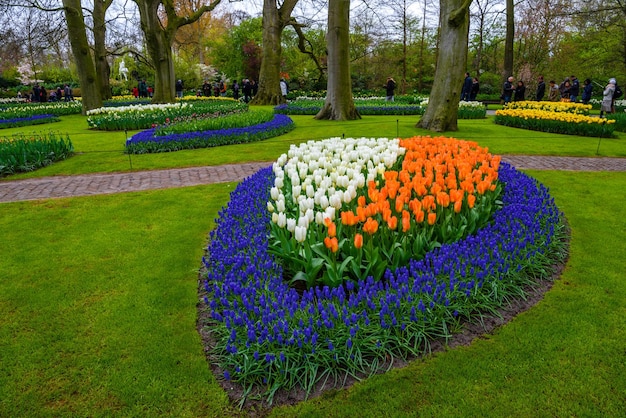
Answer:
461;72;472;101
514;80;526;101
536;76;546;101
581;78;593;104
502;76;514;104
470;77;480;101
385;77;396;101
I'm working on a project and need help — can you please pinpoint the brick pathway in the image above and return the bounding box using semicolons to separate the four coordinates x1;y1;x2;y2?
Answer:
1;156;625;203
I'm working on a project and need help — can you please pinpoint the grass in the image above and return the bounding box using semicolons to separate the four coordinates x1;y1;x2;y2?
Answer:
1;108;625;416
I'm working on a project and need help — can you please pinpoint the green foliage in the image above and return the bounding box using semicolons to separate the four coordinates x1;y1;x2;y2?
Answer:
606;111;626;132
0;132;73;176
207;17;263;81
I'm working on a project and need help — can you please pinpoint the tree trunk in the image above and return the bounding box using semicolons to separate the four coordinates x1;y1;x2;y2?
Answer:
135;0;176;103
503;0;514;82
252;0;299;106
93;0;112;100
416;0;472;132
315;0;360;121
252;0;284;105
62;0;102;114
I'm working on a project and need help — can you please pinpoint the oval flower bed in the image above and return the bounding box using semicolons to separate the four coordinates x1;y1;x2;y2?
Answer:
125;113;295;154
200;136;568;403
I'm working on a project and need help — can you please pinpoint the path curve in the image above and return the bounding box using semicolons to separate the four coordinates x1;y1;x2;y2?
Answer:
1;156;625;203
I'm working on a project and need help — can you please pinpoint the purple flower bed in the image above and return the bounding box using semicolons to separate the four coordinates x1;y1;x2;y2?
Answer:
0;114;59;129
124;114;295;154
200;162;567;402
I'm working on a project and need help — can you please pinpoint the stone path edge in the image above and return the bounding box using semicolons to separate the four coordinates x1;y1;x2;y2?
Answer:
1;156;625;203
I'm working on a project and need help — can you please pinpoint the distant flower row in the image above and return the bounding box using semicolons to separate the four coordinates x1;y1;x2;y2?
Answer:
495;103;615;137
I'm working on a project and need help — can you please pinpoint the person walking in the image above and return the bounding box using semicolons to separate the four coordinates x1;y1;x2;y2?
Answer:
548;80;559;101
461;72;472;101
470;77;480;101
600;78;616;118
502;76;514;104
514;80;526;101
536;76;546;101
385;77;396;102
581;79;593;104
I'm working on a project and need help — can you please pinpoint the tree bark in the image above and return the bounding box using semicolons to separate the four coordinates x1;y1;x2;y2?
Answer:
315;0;360;121
416;0;472;132
62;0;102;114
134;0;222;104
252;0;299;106
93;0;112;100
503;0;514;82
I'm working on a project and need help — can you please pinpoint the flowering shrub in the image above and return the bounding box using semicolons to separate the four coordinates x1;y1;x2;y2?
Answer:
86;100;247;131
0;114;59;129
494;107;615;137
201;137;567;403
125;114;295;154
0;133;73;176
267;137;502;289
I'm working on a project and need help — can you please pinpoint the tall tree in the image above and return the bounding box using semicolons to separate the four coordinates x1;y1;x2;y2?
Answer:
252;0;299;105
315;0;360;121
62;0;102;113
93;0;114;100
133;0;222;103
416;0;472;131
502;0;513;82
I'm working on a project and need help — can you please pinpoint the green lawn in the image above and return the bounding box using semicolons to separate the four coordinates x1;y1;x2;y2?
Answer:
1;110;625;416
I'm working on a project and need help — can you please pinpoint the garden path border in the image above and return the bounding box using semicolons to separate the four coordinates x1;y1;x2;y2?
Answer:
1;156;625;203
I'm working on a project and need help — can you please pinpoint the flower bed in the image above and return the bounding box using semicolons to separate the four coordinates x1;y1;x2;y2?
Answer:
87;100;247;131
494;107;615;137
200;136;568;403
274;98;425;116
125;113;295;154
0;101;82;119
0;133;73;176
0;114;59;129
504;100;592;115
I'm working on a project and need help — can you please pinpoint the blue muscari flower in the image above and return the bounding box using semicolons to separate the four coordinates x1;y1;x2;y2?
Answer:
224;370;230;381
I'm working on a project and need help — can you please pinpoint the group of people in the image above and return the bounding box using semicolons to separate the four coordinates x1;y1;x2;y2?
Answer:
196;78;259;102
132;79;152;99
502;74;622;115
461;72;480;101
18;83;73;102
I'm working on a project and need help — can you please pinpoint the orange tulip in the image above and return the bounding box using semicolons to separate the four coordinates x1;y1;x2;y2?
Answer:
353;233;363;249
428;212;437;225
327;221;336;238
454;199;463;214
387;216;398;230
402;210;411;232
363;217;379;235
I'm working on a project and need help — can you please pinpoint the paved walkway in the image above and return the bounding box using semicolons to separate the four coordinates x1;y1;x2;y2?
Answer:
1;156;625;203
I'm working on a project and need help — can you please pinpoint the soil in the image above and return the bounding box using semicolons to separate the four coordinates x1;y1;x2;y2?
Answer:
196;230;570;417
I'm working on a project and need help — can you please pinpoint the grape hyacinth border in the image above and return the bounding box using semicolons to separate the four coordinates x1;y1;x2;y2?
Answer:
198;159;569;406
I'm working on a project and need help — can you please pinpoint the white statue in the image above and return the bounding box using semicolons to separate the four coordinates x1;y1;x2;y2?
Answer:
119;61;128;81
